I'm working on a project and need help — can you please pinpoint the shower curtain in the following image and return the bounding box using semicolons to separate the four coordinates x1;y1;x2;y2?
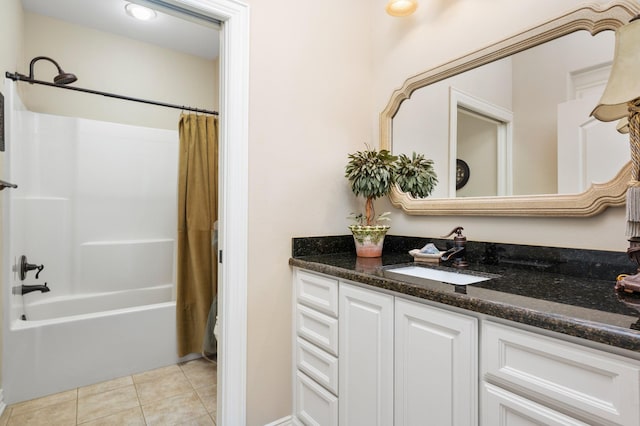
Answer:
177;113;218;357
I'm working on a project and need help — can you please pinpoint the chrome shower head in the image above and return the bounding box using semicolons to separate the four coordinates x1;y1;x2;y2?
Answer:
28;56;77;85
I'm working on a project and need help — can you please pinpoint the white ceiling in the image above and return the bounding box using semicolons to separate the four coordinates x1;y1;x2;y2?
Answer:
21;0;220;60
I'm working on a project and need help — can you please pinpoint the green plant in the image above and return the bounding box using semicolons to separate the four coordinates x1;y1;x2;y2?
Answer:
345;146;438;226
394;152;438;198
345;148;397;226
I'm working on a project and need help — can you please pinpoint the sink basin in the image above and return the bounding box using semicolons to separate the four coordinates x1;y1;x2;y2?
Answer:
384;265;492;286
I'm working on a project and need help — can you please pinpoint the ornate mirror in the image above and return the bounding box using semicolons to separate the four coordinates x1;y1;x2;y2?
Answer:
380;1;638;216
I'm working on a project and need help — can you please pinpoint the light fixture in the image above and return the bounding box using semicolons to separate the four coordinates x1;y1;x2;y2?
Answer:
125;3;157;21
386;0;418;17
591;16;640;293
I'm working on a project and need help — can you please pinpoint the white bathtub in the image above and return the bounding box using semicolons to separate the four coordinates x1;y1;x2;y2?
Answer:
3;285;184;404
2;89;186;405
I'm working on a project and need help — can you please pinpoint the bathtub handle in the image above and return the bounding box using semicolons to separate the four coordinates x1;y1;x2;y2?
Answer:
18;255;45;281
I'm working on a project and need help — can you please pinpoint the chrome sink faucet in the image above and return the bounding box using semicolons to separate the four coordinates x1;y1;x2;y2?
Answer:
440;226;468;268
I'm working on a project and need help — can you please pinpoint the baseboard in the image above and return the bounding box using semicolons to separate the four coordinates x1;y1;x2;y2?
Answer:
263;415;293;426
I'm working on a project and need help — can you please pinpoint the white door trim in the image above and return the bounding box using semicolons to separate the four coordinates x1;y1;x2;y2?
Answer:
171;0;249;424
449;87;513;196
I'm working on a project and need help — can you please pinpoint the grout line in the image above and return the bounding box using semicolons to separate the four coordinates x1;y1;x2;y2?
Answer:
131;374;148;425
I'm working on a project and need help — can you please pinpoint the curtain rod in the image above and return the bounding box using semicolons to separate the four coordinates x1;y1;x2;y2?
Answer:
5;71;218;116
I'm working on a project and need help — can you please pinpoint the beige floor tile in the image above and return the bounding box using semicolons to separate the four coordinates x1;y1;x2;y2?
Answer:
77;384;140;424
142;391;209;425
79;375;134;398
78;406;145;426
0;407;12;426
176;413;215;425
7;399;76;426
180;358;217;389
132;364;182;384
135;369;194;405
195;385;217;415
10;389;78;417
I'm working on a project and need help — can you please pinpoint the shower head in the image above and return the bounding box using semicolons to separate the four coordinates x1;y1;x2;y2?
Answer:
28;56;77;85
53;72;78;85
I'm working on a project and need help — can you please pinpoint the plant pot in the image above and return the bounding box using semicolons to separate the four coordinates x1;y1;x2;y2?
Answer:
348;225;390;258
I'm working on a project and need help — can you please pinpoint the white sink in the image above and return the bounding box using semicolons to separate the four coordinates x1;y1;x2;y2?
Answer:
385;265;492;286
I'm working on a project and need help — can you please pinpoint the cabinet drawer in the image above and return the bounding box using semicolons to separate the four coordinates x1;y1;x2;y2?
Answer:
482;321;640;426
482;382;589;426
295;371;338;426
297;337;338;395
296;269;339;317
297;304;339;356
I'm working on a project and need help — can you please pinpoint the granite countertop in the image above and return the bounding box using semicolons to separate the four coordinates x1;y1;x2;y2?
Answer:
289;236;640;354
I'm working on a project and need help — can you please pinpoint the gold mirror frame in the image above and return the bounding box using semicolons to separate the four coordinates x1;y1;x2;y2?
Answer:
380;1;638;217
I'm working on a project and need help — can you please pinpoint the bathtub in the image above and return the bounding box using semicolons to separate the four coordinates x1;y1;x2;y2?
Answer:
2;88;186;405
3;285;185;405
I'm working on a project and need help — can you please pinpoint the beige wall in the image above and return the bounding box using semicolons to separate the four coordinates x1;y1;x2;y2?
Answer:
21;12;218;130
244;0;374;422
0;0;24;392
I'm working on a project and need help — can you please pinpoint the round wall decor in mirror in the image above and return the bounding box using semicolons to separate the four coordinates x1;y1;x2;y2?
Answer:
456;159;470;190
380;1;638;216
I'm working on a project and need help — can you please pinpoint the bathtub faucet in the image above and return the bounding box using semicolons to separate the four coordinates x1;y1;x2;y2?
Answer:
13;283;50;295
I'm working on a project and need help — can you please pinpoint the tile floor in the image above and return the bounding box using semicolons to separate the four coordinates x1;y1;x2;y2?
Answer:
0;358;217;425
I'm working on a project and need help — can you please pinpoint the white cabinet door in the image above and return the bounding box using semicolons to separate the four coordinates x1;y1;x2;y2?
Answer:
339;282;394;426
395;298;478;426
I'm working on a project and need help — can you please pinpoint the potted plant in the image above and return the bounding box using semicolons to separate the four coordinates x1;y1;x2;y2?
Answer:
345;147;438;257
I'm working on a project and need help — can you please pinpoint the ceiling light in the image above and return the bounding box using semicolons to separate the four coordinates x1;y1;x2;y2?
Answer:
386;0;418;17
125;3;157;21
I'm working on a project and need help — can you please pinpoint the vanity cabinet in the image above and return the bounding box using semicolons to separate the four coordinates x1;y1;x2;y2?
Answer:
293;269;339;426
293;268;478;425
481;321;640;426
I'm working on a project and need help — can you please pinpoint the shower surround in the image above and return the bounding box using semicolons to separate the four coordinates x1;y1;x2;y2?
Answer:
2;83;184;404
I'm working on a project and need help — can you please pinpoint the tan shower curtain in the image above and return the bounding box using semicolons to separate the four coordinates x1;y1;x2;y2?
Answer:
177;113;218;357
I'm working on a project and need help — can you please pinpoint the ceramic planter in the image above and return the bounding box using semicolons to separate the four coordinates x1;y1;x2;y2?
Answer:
349;225;390;258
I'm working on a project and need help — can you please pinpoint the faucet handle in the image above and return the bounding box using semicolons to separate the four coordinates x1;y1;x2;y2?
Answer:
441;226;464;239
35;264;44;280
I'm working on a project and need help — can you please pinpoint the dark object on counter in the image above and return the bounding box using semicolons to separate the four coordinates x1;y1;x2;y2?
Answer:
441;226;468;268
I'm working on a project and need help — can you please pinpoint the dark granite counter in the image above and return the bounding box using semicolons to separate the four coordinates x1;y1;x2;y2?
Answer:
290;236;640;354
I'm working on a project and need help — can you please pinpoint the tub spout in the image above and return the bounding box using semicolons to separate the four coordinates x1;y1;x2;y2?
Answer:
13;283;50;295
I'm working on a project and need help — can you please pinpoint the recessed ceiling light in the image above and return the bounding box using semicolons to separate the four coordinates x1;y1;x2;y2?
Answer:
125;3;157;21
386;0;418;17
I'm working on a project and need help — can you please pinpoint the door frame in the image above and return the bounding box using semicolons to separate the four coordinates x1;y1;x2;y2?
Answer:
174;0;249;423
449;87;513;196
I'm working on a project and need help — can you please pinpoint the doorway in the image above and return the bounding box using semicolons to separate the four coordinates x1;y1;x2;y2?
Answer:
7;0;249;423
449;87;513;197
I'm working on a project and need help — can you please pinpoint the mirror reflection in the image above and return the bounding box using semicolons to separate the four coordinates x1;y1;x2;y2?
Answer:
392;29;629;198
